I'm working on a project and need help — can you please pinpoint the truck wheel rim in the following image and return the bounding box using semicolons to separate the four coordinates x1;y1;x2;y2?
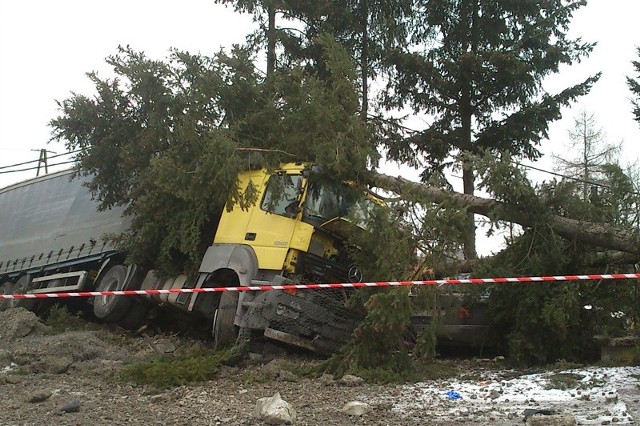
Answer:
100;276;119;305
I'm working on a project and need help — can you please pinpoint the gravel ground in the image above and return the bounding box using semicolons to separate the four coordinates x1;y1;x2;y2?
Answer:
1;308;639;425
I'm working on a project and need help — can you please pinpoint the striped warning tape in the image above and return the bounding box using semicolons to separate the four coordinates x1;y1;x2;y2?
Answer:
1;273;640;300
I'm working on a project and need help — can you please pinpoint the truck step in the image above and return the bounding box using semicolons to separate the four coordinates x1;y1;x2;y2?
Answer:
30;271;88;294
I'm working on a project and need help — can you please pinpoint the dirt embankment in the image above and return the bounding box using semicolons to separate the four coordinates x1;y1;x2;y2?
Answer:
2;308;640;426
0;308;414;425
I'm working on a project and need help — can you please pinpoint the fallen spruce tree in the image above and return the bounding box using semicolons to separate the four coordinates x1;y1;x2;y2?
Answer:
371;171;640;260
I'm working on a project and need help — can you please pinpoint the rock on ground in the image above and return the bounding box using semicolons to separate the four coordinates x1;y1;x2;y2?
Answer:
342;401;372;416
255;392;297;425
0;307;47;341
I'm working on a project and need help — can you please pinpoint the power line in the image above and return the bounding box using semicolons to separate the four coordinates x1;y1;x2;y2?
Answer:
448;161;636;195
516;161;607;188
48;149;81;159
0;157;44;170
0;149;80;171
0;160;76;174
515;161;640;197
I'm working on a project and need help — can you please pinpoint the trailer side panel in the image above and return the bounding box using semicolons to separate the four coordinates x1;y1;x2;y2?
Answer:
0;171;129;277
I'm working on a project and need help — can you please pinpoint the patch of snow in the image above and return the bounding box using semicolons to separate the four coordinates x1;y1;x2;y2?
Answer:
373;366;640;425
1;362;18;374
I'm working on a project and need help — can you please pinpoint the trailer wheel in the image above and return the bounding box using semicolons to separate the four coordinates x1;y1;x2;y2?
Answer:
93;265;132;323
212;291;239;349
11;276;38;311
0;281;14;311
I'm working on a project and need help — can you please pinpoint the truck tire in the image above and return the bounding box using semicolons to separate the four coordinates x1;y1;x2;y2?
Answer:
93;265;132;323
212;291;239;349
0;281;14;311
117;301;150;330
11;276;38;311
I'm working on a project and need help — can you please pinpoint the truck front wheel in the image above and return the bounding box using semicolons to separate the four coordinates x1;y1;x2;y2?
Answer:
212;291;239;348
93;265;133;323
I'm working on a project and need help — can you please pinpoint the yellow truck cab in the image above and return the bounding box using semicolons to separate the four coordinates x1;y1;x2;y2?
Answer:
206;163;364;353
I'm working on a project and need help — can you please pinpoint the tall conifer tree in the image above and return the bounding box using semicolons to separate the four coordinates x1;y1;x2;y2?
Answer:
216;1;413;120
384;0;599;259
280;1;413;120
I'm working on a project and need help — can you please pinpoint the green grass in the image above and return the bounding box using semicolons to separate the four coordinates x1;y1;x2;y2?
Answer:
120;344;247;388
322;352;460;384
44;304;100;334
545;373;582;390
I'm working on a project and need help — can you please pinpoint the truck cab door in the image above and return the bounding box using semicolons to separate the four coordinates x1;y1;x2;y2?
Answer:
244;172;305;271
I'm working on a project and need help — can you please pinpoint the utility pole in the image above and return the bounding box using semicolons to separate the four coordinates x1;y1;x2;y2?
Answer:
31;149;56;177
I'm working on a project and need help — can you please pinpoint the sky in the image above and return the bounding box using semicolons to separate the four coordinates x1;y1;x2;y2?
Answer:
0;0;254;186
0;1;639;213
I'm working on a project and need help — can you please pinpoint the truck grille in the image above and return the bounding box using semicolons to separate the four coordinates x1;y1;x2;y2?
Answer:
297;252;349;283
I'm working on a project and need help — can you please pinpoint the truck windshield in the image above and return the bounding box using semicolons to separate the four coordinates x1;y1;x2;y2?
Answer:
304;177;368;225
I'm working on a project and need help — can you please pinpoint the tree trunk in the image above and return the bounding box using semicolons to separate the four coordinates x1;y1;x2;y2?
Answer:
461;142;477;260
372;172;640;256
583;117;589;201
360;0;369;122
266;4;276;81
458;0;478;260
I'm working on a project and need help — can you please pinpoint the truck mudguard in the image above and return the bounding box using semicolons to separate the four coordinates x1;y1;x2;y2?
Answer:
198;244;259;287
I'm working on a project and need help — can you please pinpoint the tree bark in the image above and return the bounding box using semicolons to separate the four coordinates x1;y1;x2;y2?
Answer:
372;172;640;256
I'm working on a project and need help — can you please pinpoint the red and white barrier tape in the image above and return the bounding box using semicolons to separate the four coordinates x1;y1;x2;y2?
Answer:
1;273;640;300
